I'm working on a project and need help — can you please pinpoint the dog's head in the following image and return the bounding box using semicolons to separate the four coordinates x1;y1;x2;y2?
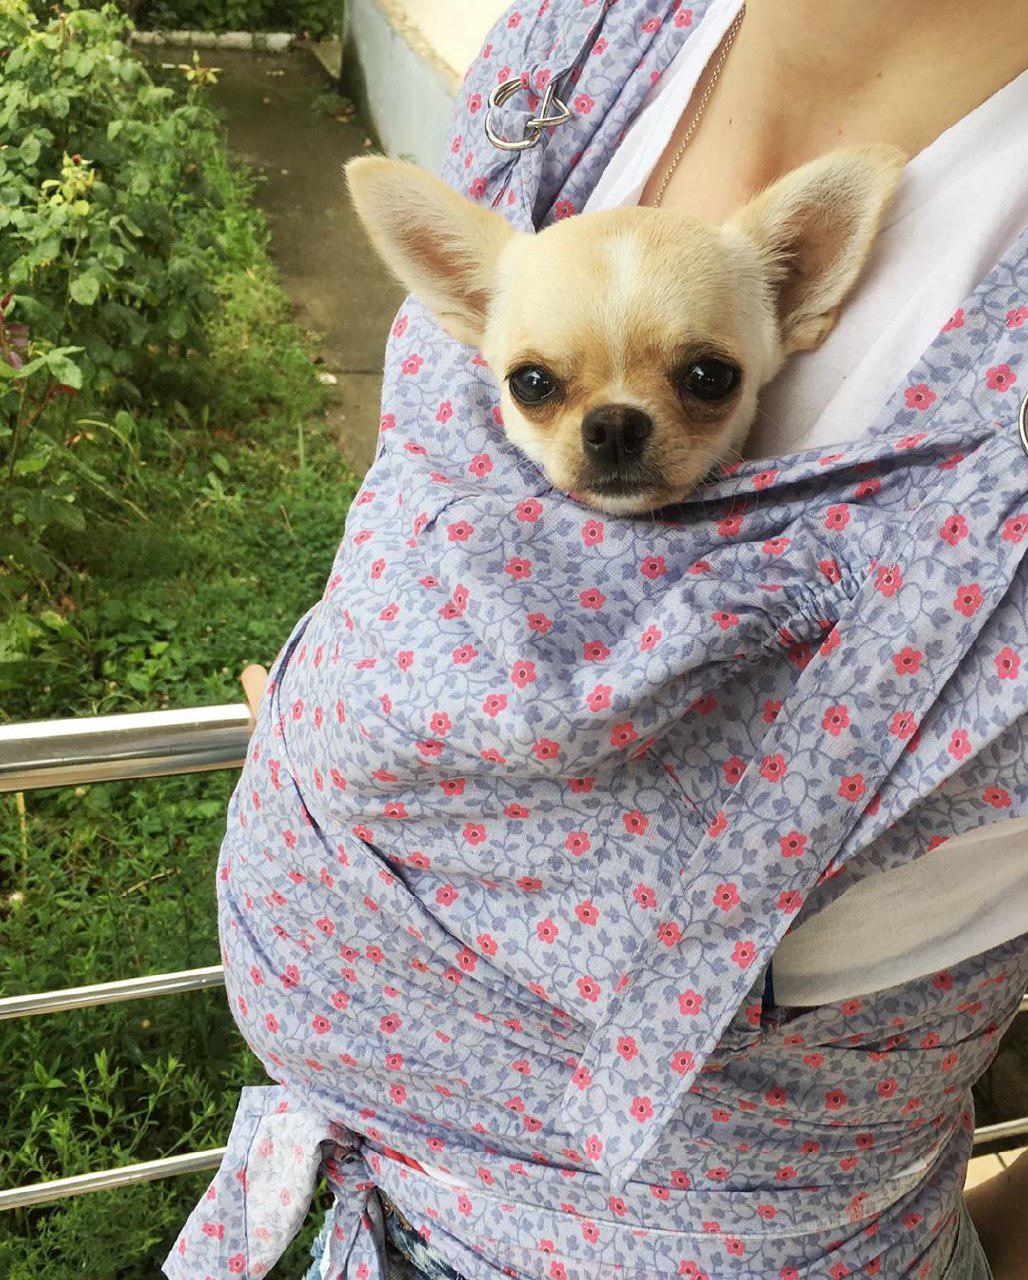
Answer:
347;146;902;513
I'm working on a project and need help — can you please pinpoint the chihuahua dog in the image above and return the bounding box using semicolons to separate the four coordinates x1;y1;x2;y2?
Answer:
345;145;903;514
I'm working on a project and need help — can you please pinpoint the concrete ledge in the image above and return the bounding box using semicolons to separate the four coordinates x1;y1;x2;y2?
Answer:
339;0;506;168
131;30;295;51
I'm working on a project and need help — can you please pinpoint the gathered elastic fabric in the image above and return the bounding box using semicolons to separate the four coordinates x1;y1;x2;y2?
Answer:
165;2;1028;1277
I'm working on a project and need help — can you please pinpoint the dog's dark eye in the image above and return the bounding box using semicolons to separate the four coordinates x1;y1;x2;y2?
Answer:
680;359;740;402
508;365;559;406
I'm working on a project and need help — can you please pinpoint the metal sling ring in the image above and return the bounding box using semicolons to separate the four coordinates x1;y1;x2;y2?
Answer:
484;76;573;152
1020;388;1028;457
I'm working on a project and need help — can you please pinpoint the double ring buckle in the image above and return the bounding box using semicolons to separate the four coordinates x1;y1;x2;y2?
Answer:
484;76;572;152
1019;389;1028;457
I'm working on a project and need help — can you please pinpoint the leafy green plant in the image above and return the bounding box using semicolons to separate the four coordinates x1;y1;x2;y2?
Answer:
0;3;357;1272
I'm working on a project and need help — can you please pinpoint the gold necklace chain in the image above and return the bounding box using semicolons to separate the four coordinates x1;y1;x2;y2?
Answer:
652;4;746;208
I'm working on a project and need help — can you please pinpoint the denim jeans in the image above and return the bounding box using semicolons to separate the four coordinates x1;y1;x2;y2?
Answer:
942;1200;994;1280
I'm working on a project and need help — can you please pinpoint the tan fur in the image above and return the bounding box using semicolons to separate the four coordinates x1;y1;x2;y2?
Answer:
345;146;903;513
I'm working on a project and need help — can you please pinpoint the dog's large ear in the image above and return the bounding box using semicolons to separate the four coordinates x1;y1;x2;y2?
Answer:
728;145;904;354
345;156;516;347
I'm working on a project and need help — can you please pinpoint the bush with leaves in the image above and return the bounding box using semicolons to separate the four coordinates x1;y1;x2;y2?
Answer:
0;1;250;672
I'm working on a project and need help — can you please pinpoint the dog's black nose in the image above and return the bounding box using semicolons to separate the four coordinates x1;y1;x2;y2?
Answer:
581;404;653;470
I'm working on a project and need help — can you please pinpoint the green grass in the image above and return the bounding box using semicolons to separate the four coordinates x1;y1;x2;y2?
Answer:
0;152;355;1280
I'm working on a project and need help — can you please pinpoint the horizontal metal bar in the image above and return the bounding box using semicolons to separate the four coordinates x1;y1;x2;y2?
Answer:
972;1115;1028;1147
0;1147;227;1212
0;704;252;793
0;966;225;1021
2;1114;1026;1213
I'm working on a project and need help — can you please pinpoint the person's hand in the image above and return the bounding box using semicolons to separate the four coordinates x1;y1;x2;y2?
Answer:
240;663;269;727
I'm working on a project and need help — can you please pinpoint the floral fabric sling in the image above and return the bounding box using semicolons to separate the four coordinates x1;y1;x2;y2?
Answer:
165;2;1028;1278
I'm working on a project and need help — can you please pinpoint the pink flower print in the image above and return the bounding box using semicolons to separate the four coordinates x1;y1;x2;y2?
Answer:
379;1012;402;1034
526;610;553;634
435;400;453;424
874;563;903;597
574;92;595;113
953;582;984;616
778;889;803;914
723;755;745;785
824;1089;848;1111
763;699;783;724
822;705;850;735
506;8;521;25
630;1095;654;1122
435;884;458;906
592;35;608;53
633;883;657;909
1006;306;1028;327
984;786;1011;809
948;729;972;760
708;810;728;837
622;808;647;839
752;468;779;490
889;710;917;739
577;975;601;1002
575;900;599;925
511;659;537;687
658;919;683;945
779;830;807;859
581;518;604;545
617;1036;639;1060
675;6;693;26
760;754;787;783
447;519;474;542
903;383;936;411
670;1051;695;1076
855;477;881;498
462;822;486;845
640;555;667;579
586;686;611;716
713;882;739;911
640;624;662;651
533;738;560;760
536;917;559;944
468;176;487;200
939;513;968;544
505;556;532;579
712;609;739;630
400;353;423;376
996;646;1020;679
482;692;507;717
583;640;610;661
610;721;638;748
942;307;964;331
1002;514;1028;543
553;199;575;220
452;643;478;664
824;503;850;531
838;773;867;802
893;645;923;675
477;933;497;956
763;536;790;555
430;711;452;735
731;939;757;968
985;363;1017;391
228;1255;246;1274
692;692;716;715
469;452;492;477
565;830;590;856
579;588;605;609
312;1014;331;1035
678;989;704;1016
516;497;541;521
466;91;483;113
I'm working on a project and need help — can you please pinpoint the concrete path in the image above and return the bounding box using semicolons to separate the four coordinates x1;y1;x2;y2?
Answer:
206;50;405;477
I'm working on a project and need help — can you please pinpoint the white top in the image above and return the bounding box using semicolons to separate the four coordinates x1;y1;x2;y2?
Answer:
584;1;1028;996
583;0;1028;457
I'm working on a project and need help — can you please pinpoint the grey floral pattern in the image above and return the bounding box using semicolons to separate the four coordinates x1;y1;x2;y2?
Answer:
165;2;1028;1278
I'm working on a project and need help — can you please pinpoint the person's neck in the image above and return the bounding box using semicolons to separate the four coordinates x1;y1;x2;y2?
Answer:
735;0;1027;166
645;0;1027;221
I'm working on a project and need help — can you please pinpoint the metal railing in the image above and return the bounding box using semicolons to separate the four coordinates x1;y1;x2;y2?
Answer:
0;706;248;1212
0;705;1026;1213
